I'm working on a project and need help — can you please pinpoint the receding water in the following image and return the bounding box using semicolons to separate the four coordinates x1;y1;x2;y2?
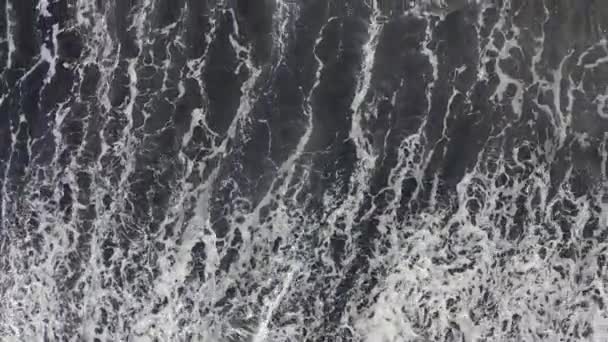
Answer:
1;0;608;341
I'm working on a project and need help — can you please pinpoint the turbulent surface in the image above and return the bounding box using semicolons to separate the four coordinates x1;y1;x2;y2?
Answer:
1;0;608;341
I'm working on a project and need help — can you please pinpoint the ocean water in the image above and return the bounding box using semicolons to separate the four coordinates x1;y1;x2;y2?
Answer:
1;0;608;341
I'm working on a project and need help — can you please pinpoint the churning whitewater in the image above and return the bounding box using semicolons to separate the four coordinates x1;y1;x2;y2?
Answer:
1;0;608;341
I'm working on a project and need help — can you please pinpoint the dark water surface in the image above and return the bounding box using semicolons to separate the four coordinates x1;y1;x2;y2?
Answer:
1;0;608;341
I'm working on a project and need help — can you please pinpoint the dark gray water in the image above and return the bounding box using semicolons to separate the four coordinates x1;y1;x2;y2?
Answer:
1;0;608;341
